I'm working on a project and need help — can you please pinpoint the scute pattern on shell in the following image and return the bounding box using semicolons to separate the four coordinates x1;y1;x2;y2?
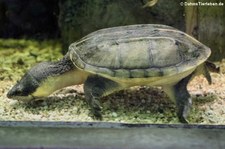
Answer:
69;24;211;78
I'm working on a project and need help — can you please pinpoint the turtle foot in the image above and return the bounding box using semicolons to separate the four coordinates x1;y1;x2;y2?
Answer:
91;108;103;121
178;115;189;124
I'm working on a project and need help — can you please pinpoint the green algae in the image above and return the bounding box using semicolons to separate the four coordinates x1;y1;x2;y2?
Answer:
0;39;62;82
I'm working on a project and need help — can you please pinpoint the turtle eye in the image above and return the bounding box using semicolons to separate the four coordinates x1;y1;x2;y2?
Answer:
14;89;22;96
14;85;23;95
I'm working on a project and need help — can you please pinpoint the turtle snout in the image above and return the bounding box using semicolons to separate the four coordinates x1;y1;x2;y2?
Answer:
7;84;23;99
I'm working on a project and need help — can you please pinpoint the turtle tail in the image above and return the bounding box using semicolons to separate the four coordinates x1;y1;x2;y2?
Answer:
205;61;220;73
197;61;220;85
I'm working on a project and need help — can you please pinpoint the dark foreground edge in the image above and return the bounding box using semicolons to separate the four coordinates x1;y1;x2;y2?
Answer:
0;121;224;149
0;121;225;129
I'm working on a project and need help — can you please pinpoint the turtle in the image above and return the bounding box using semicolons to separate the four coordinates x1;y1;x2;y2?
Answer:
7;24;219;123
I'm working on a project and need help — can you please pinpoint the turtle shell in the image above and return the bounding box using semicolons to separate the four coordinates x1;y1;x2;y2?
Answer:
69;24;211;78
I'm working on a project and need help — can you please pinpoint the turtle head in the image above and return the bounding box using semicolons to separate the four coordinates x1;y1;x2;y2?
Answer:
7;67;40;102
7;58;88;102
7;61;63;101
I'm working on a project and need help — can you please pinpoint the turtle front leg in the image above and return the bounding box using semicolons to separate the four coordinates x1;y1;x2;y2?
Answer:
84;75;122;120
163;73;193;123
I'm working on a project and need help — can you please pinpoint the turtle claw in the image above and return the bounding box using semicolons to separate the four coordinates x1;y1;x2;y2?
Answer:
178;115;189;124
90;106;103;120
177;100;191;124
90;98;103;120
86;101;103;120
92;110;103;121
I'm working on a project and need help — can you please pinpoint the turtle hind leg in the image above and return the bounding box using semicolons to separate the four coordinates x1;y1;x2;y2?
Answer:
163;73;194;123
84;75;122;120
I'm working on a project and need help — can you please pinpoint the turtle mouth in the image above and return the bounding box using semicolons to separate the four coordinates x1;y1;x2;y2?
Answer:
8;95;48;104
7;95;35;102
7;85;46;102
